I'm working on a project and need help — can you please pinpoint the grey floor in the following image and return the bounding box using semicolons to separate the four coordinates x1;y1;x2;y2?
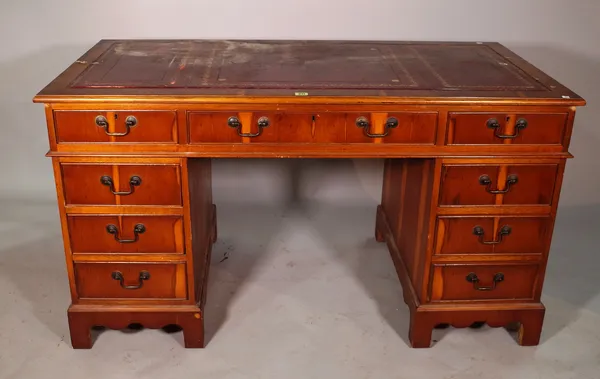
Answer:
1;198;599;378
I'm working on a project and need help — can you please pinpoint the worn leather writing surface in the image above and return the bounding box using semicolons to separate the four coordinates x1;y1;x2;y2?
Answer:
35;40;583;102
72;40;542;90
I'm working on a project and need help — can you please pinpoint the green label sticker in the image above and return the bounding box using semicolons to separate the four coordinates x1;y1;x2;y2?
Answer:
294;92;309;96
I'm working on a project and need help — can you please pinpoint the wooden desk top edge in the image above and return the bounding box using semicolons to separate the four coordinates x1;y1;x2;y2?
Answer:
34;39;586;107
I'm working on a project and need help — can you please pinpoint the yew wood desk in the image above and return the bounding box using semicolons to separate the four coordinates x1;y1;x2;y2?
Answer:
34;40;586;349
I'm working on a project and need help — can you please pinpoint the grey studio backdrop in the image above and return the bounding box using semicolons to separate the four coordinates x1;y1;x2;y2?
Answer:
1;1;600;376
1;0;600;331
1;1;598;208
2;0;599;304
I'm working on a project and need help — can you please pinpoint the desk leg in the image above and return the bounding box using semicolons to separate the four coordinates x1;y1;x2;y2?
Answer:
518;308;545;346
68;310;92;349
67;306;205;348
409;310;435;348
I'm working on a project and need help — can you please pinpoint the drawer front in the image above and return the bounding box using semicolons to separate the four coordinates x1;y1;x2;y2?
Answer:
345;112;437;144
188;111;436;144
439;164;558;206
68;215;184;254
54;110;178;143
61;164;182;206
434;216;552;255
448;113;567;145
430;264;539;301
188;112;331;143
74;263;187;299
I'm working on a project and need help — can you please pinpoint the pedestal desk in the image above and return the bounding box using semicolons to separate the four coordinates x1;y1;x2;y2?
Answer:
34;40;586;348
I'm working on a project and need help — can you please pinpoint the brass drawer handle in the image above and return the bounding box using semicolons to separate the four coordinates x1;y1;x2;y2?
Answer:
355;116;399;138
227;116;269;137
106;223;146;243
466;272;504;291
478;174;518;194
95;115;138;137
111;270;150;290
100;175;141;195
486;118;527;139
472;225;511;245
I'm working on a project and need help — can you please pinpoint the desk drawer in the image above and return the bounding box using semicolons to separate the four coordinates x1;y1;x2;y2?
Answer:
439;164;558;206
54;110;178;143
346;112;437;144
74;263;187;299
434;216;552;256
68;215;184;254
188;111;437;144
448;113;567;146
430;263;539;302
61;163;182;206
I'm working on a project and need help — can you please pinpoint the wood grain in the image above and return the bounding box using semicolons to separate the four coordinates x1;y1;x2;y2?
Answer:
61;163;182;205
68;215;184;254
67;305;204;348
448;112;568;146
430;263;539;302
186;159;215;305
54;110;178;143
434;216;552;256
74;263;187;299
379;159;434;301
35;40;586;349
